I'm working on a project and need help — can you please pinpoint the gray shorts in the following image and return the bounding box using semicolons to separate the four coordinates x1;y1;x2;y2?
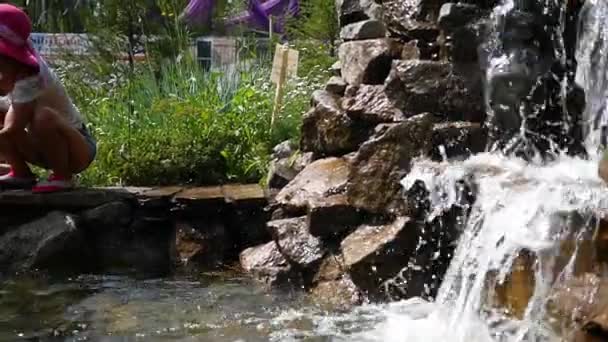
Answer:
35;124;97;172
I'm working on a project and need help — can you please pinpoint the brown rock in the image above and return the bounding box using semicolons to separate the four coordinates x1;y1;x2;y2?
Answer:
599;150;608;184
313;253;346;283
267;217;325;268
341;217;417;294
490;250;536;320
240;241;294;287
347;113;435;214
276;157;351;211
300;90;368;157
307;193;362;238
310;276;364;310
401;40;421;60
339;39;402;85
171;220;227;269
267;151;314;190
385;60;484;121
429;121;487;161
343;85;406;124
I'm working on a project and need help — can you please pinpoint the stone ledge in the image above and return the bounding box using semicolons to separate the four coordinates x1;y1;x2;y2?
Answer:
0;184;267;210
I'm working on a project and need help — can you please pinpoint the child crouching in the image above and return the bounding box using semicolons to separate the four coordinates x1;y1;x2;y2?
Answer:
0;4;96;193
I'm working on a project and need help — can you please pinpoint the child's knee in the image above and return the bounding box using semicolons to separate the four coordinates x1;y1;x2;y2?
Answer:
30;107;59;133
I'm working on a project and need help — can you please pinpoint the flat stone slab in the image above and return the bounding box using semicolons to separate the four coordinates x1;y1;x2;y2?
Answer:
0;188;135;209
0;184;267;210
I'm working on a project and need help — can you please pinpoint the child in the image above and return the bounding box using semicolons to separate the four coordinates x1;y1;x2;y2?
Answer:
0;4;96;193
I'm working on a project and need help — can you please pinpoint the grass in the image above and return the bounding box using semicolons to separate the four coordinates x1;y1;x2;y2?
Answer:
54;48;329;186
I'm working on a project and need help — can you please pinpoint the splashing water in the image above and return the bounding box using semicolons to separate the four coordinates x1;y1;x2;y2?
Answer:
341;153;605;342
338;1;608;341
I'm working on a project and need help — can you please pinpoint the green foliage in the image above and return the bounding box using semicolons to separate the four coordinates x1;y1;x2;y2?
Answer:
287;0;339;56
13;0;338;186
58;56;316;186
285;0;339;82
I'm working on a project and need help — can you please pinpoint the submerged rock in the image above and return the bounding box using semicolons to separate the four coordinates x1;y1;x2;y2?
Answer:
339;39;402;85
0;211;84;272
310;275;363;309
240;241;294;288
171;220;228;270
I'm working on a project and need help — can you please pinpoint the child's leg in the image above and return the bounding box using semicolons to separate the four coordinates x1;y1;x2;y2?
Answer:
28;107;92;178
0;129;37;177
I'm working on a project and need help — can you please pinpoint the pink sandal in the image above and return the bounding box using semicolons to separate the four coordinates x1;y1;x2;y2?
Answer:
0;169;36;190
32;174;74;193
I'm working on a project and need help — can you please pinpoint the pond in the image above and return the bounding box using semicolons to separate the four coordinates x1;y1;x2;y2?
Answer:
0;273;384;341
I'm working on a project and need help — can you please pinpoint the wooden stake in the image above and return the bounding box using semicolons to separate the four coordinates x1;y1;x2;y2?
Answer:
271;44;289;132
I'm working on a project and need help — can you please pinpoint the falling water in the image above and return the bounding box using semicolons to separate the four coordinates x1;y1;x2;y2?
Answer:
575;0;608;152
337;0;608;341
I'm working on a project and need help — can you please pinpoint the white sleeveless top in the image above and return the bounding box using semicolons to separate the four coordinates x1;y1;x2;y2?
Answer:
9;57;84;129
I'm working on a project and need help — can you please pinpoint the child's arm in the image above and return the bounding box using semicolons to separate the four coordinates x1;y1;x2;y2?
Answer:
0;102;35;135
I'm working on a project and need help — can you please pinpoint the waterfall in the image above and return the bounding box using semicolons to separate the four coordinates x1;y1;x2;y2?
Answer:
339;1;608;341
575;0;608;153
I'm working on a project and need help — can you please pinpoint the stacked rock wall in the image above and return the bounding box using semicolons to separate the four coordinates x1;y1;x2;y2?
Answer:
253;0;492;307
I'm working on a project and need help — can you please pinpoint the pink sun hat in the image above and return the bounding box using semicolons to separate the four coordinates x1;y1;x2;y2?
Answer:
0;4;39;72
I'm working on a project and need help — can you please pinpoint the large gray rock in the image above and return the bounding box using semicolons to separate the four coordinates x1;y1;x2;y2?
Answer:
240;241;294;288
0;211;84;271
382;0;441;46
438;3;483;30
337;0;383;27
331;61;342;76
347;114;435;214
300;90;368;157
268;217;325;268
341;217;417;295
80;201;133;228
343;85;406;123
276;157;351;211
340;19;386;41
325;76;348;96
385;60;484;122
339;39;402;85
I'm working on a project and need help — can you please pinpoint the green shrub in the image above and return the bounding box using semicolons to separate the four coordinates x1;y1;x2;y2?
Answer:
58;54;317;186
